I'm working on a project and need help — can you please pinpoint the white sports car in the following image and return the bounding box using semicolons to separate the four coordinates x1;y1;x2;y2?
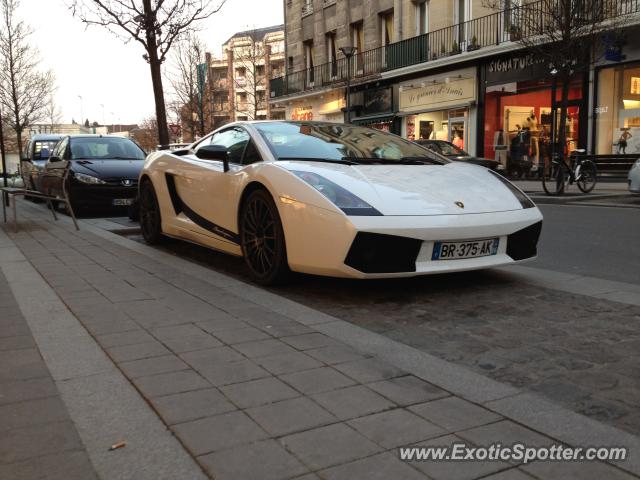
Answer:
138;121;543;284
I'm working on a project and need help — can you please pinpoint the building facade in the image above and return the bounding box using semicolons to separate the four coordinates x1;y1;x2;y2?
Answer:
208;25;286;132
271;0;640;169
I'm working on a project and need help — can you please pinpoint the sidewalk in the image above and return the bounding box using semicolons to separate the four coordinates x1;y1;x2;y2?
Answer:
0;270;98;480
1;199;639;480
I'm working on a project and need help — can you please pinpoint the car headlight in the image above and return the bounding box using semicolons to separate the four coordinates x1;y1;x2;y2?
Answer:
74;172;107;185
489;170;535;209
291;170;382;216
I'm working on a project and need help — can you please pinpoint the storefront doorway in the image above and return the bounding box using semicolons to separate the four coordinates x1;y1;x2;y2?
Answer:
448;109;467;150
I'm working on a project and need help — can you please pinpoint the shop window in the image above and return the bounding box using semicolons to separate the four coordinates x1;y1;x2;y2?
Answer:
596;62;640;155
483;77;584;174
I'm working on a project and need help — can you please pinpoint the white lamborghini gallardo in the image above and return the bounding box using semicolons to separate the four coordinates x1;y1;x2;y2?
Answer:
138;121;543;284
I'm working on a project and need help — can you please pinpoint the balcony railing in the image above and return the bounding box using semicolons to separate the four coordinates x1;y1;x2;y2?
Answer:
271;0;640;99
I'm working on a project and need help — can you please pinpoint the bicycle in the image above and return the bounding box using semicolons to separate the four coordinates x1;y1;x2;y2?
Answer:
542;149;597;196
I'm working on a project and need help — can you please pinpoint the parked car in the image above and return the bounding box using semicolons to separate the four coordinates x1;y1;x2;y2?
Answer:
414;139;501;170
40;135;146;212
20;134;64;191
629;158;640;193
138;121;542;285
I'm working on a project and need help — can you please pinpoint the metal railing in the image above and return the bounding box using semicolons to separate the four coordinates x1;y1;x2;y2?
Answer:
271;0;639;98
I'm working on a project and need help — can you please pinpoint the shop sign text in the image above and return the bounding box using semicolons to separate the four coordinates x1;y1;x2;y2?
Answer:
400;78;475;112
291;106;313;121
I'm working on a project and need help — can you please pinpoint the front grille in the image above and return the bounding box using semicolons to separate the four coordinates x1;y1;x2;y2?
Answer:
506;221;542;261
345;232;422;274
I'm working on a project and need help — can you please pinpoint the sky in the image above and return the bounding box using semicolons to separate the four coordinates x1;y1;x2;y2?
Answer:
21;0;284;125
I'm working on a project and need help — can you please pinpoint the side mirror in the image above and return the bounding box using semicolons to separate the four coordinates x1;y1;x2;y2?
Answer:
48;155;62;163
196;145;229;172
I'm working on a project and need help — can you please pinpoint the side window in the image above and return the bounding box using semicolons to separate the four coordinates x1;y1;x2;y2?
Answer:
241;140;262;166
209;127;250;165
53;138;68;159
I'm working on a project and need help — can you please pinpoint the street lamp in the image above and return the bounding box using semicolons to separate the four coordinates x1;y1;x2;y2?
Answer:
339;46;357;123
100;104;105;127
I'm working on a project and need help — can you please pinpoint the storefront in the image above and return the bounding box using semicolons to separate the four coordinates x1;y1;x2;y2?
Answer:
594;61;640;155
285;89;345;123
398;67;477;153
479;53;588;173
351;86;398;133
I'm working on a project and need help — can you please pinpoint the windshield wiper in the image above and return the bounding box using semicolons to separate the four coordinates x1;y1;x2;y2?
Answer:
107;156;142;160
341;156;443;165
277;157;358;166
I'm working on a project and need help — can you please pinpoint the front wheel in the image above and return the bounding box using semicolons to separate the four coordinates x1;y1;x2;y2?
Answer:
576;160;597;193
542;161;566;196
239;189;290;285
139;180;165;244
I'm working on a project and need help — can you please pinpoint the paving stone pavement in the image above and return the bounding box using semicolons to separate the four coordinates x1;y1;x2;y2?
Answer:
1;203;639;479
0;271;99;479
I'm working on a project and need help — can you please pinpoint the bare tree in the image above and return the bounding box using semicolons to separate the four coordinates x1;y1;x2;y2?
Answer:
483;0;631;159
44;94;63;130
0;0;55;157
131;116;159;153
232;32;267;121
167;32;206;140
69;0;227;148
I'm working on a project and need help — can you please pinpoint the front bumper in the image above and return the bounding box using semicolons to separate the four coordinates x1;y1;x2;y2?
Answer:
69;185;138;209
279;202;543;279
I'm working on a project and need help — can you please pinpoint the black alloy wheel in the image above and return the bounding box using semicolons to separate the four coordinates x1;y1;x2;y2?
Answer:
240;189;290;285
139;180;165;244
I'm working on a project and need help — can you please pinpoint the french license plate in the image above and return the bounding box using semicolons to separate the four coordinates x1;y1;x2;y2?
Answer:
113;198;134;206
432;238;499;260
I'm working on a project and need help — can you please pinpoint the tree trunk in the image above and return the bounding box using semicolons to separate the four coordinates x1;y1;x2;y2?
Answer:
149;56;170;148
143;0;169;149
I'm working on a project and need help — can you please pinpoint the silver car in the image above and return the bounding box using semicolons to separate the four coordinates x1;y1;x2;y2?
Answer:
629;158;640;193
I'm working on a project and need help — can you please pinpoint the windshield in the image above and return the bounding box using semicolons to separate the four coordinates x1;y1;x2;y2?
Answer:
33;141;59;160
70;137;145;160
437;141;468;156
255;122;444;163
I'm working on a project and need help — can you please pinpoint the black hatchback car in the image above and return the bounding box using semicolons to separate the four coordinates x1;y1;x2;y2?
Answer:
414;139;501;171
40;135;146;211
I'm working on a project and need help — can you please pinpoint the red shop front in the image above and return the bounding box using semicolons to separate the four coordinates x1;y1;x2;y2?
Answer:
478;53;587;176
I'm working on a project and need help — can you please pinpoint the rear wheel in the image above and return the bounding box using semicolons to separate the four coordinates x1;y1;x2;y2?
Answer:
239;189;290;285
542;161;566;196
139;180;165;244
576;160;597;193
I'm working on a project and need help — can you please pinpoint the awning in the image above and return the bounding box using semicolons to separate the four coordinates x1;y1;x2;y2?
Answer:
351;113;396;126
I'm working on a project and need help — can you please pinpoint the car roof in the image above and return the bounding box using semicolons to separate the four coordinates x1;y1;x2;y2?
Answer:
30;134;64;141
65;134;133;140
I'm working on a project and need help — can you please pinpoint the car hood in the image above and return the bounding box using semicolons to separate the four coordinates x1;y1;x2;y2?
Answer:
71;159;144;180
279;160;525;215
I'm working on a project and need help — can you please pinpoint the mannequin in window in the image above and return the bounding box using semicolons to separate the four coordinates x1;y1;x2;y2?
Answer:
493;128;507;169
618;128;632;154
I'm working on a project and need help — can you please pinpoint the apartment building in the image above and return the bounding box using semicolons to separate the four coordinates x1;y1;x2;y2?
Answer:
272;0;640;164
208;25;286;132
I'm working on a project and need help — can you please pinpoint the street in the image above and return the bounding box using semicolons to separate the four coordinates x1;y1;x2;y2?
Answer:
117;202;640;436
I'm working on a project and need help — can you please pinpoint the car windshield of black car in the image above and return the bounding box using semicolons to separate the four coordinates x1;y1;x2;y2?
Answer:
70;137;145;160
